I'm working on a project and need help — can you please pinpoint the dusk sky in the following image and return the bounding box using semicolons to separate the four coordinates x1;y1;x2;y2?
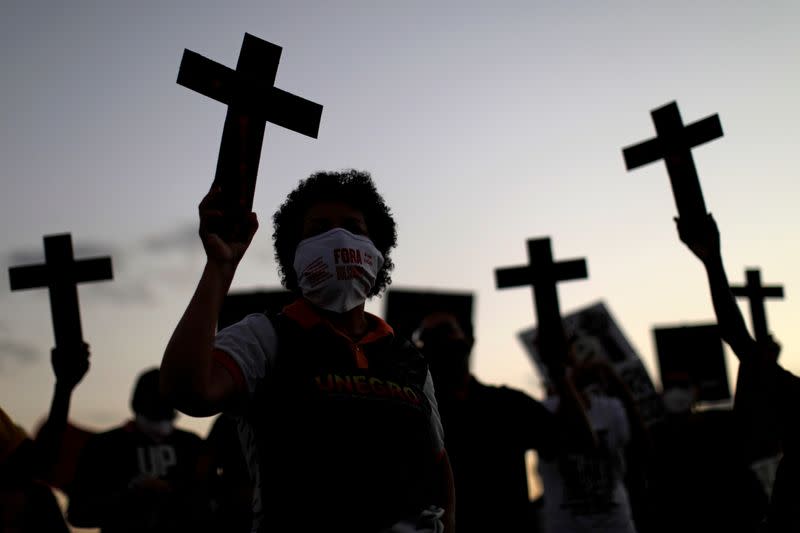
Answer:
2;1;800;442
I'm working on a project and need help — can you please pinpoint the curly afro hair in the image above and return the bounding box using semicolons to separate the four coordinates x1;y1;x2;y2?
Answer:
272;169;397;297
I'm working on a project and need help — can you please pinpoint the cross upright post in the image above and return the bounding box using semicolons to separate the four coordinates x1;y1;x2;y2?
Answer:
177;33;323;238
8;234;113;351
495;238;588;365
622;101;723;225
731;268;784;343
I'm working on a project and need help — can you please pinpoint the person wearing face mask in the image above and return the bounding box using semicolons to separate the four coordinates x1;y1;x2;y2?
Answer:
412;308;554;533
67;368;210;532
385;290;595;533
160;170;455;533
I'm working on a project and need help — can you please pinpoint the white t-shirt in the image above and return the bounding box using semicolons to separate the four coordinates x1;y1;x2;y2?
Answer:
214;313;446;533
538;393;637;533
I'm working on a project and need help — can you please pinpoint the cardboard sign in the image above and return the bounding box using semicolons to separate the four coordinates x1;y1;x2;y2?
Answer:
218;289;295;329
520;301;664;426
654;323;730;402
383;289;475;342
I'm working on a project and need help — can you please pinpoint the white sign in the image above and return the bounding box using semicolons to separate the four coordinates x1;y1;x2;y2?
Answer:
519;301;664;426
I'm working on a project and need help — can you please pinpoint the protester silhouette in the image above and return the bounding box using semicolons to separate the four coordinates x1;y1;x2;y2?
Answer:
567;354;654;532
0;341;91;532
160;170;455;532
67;367;210;532
648;370;761;533
0;406;71;533
33;343;91;480
676;213;799;532
537;353;640;533
413;309;550;533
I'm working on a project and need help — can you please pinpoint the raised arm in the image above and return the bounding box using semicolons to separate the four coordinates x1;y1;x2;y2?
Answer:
541;336;597;450
587;359;650;453
676;214;758;362
34;342;90;480
160;187;258;416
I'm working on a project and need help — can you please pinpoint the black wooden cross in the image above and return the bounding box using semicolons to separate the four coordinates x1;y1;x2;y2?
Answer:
622;101;723;224
177;33;323;235
8;234;113;350
495;237;587;362
731;268;784;343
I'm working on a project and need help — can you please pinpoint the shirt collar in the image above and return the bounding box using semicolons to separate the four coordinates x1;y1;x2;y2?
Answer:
282;297;394;346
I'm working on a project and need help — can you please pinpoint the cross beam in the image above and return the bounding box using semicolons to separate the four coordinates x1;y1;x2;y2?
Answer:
8;234;113;350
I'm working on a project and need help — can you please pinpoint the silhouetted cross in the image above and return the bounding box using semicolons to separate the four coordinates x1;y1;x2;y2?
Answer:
495;238;587;361
731;268;783;343
623;101;723;223
9;234;113;350
178;33;323;231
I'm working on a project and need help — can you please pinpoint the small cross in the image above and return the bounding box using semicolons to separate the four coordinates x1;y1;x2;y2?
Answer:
731;268;783;343
495;238;587;361
8;234;113;350
177;33;323;232
623;101;723;224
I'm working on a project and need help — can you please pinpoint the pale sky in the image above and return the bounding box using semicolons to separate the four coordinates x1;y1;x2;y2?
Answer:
2;1;800;440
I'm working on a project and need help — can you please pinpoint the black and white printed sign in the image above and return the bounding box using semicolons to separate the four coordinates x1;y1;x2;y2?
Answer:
519;301;665;426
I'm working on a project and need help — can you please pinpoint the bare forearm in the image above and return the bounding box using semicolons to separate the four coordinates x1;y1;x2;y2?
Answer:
703;256;757;361
35;382;75;478
160;261;234;411
46;382;73;430
553;371;597;449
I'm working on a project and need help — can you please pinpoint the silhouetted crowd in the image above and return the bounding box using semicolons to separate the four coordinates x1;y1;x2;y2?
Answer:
2;171;797;532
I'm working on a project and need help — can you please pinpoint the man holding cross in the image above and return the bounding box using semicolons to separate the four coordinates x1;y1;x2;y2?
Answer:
623;100;795;530
495;238;642;532
386;290;560;533
6;233;112;503
494;237;599;458
0;342;87;533
161;171;455;533
677;213;800;532
164;34;451;532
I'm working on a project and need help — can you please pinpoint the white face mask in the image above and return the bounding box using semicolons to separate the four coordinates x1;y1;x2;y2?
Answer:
293;228;384;313
135;414;175;440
